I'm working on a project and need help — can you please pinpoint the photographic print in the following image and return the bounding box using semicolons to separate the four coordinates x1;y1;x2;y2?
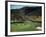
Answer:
11;5;42;32
5;1;45;36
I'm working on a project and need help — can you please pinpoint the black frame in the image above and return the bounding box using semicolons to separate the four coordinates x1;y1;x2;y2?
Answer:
5;1;45;36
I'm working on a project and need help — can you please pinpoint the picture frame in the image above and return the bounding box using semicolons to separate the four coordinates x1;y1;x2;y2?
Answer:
5;1;45;36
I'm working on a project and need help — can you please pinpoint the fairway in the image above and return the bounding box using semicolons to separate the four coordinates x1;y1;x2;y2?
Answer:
10;21;41;32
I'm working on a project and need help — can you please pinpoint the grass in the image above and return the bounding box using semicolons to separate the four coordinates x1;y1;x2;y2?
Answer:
10;21;41;32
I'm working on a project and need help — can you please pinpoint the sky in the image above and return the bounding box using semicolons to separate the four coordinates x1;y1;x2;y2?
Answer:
10;5;25;9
